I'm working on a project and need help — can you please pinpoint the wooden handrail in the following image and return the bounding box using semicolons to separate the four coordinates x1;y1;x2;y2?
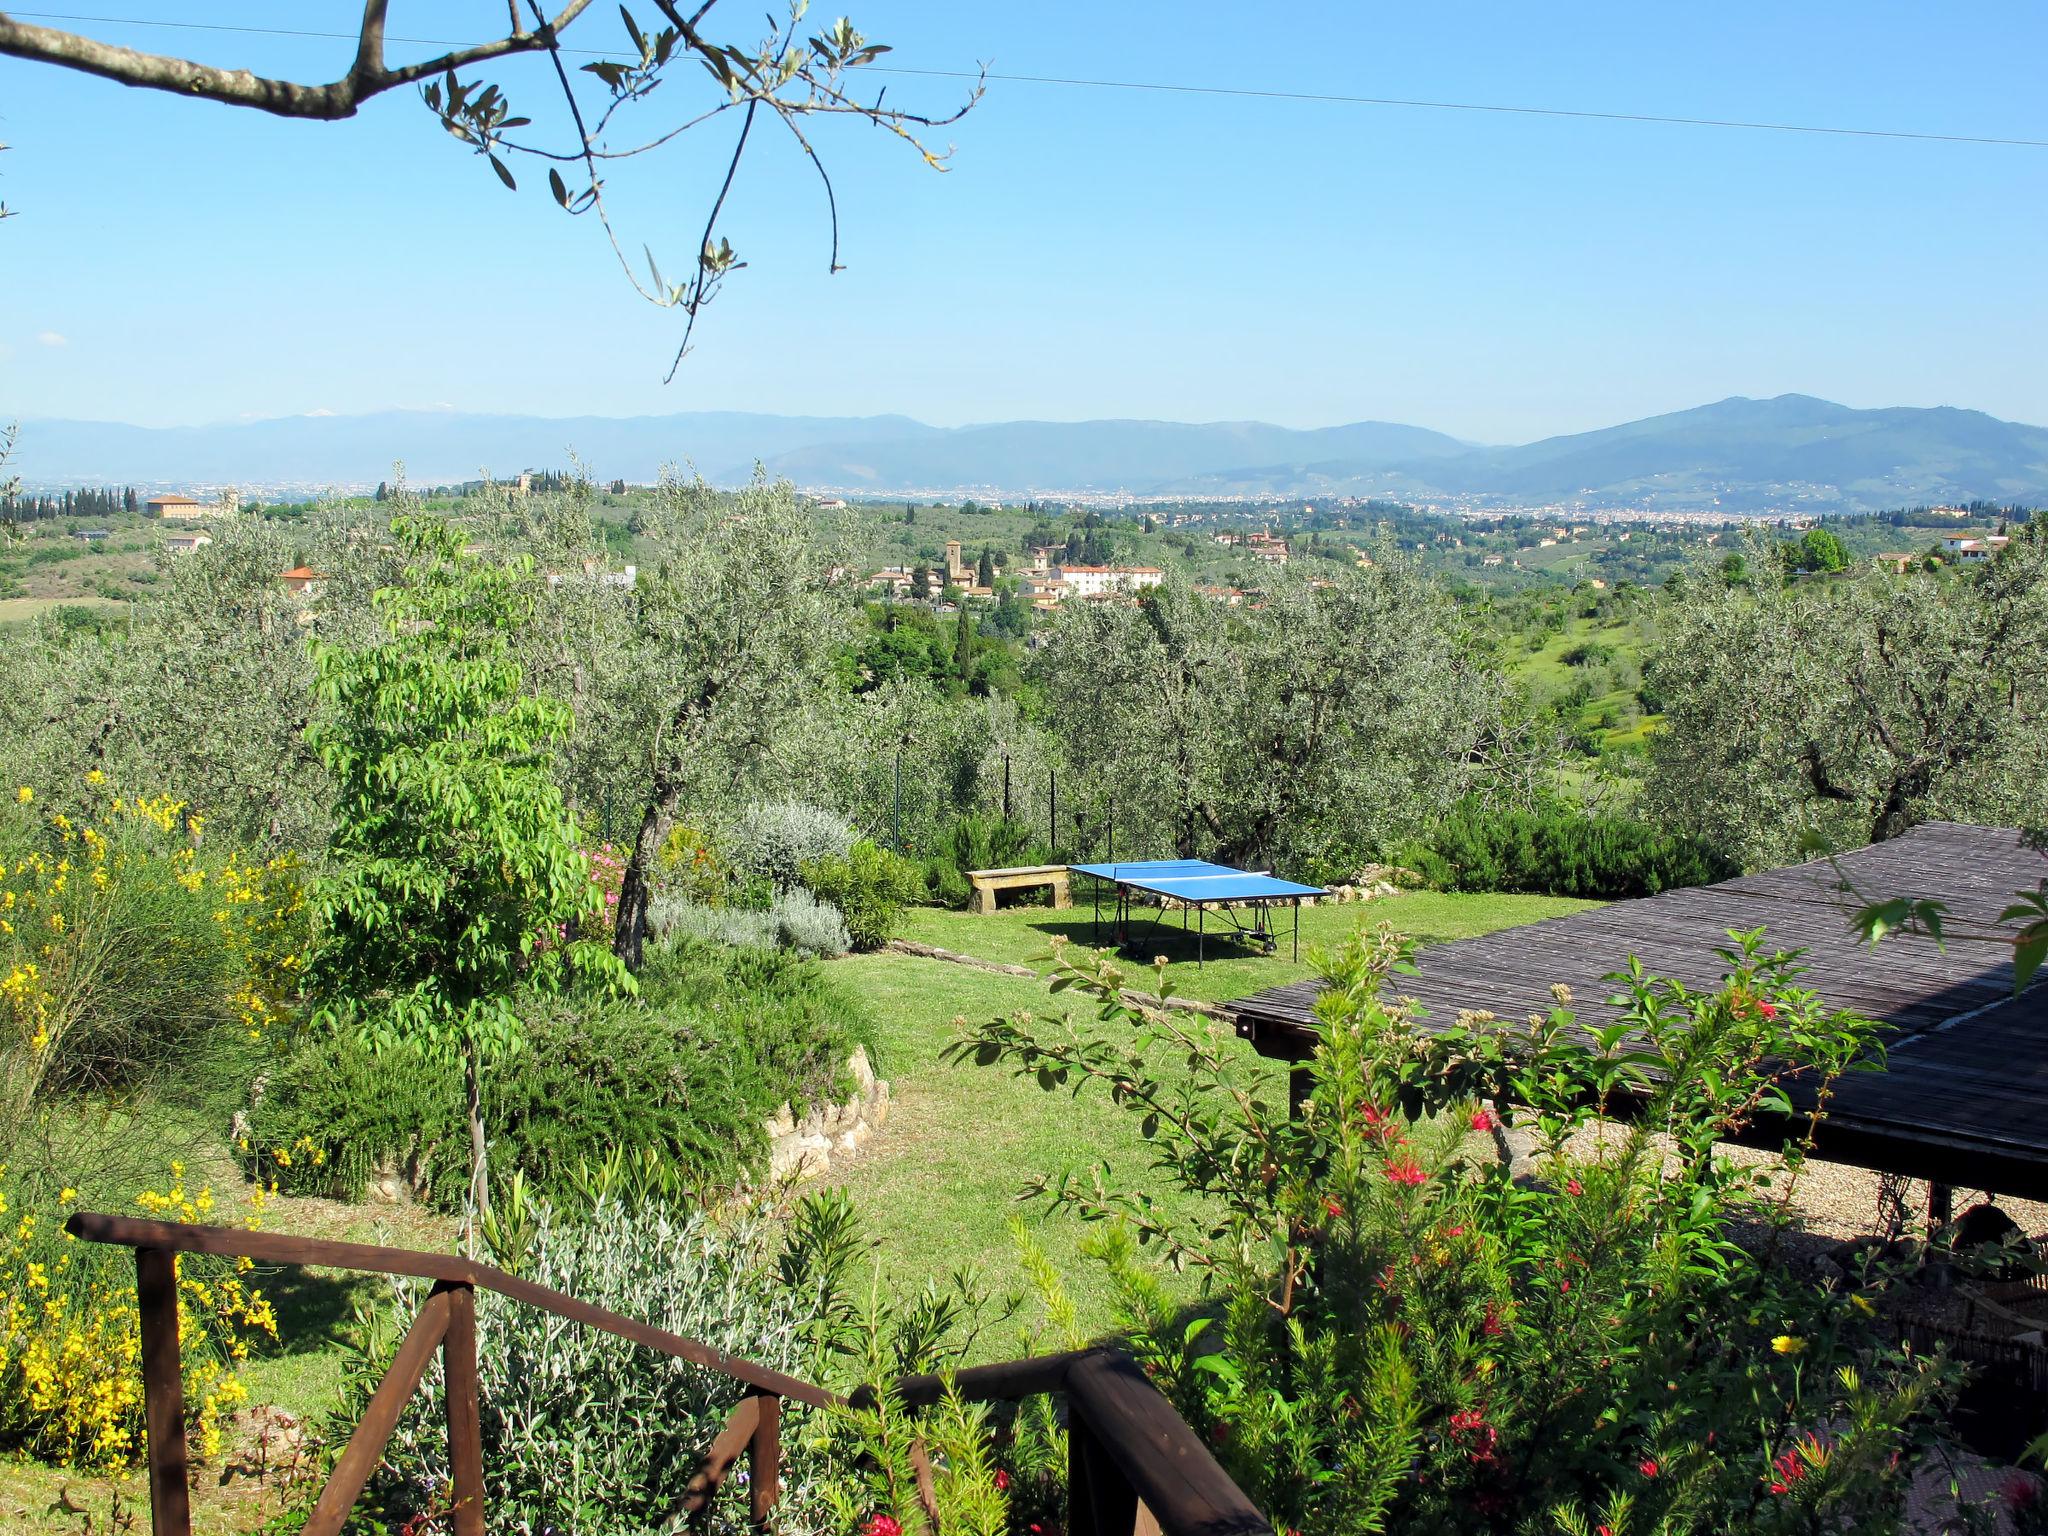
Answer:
71;1211;1273;1536
67;1210;832;1409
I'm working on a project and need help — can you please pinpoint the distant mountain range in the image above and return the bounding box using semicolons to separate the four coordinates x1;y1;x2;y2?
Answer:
11;395;2048;512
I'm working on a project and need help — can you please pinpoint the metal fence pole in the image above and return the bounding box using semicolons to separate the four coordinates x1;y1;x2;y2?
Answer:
1049;767;1057;858
1003;754;1011;822
892;750;903;853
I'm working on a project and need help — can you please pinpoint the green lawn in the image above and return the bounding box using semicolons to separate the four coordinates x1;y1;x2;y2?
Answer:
824;890;1596;1347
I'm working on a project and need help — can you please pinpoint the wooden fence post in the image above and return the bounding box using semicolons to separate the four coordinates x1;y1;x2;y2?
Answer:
442;1283;486;1536
135;1245;193;1536
747;1389;780;1530
1066;1411;1138;1536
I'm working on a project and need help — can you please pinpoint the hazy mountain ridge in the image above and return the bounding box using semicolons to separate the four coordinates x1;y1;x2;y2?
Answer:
1175;397;2048;511
9;395;2047;511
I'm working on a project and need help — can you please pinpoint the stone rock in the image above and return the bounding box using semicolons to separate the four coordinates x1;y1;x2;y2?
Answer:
870;1080;891;1126
850;1046;876;1094
766;1101;796;1139
843;1094;863;1129
770;1132;832;1183
834;1131;861;1157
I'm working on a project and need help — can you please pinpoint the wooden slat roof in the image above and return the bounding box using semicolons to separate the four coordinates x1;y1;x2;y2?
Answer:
1226;823;2048;1198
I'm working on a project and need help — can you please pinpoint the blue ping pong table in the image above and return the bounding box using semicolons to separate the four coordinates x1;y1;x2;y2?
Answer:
1069;859;1325;967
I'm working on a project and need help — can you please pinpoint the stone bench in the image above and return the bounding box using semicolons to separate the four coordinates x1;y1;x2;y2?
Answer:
968;863;1072;915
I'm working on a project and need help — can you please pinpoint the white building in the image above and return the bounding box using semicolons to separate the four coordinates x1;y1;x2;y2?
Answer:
1052;564;1165;599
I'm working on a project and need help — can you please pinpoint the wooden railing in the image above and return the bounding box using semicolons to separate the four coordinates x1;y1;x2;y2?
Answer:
69;1211;1272;1536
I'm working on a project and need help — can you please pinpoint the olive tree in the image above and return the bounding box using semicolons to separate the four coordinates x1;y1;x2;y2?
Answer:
1646;529;2048;870
607;474;852;968
0;509;396;848
1034;562;1522;879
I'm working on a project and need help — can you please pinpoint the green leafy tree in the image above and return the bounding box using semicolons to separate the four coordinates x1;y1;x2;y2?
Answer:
1789;525;1850;574
304;517;630;1223
952;605;975;681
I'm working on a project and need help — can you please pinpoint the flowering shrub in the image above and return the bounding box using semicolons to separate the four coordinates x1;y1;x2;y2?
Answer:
0;1163;276;1468
955;925;1989;1534
1;779;308;1147
566;840;626;945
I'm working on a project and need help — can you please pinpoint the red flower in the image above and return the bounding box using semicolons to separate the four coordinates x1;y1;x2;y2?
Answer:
994;1469;1011;1492
1599;1528;1614;1536
1758;999;1779;1019
1470;1108;1497;1133
1323;1196;1344;1219
1449;1408;1487;1434
1566;1178;1584;1197
1385;1159;1426;1187
1639;1458;1660;1478
1482;1305;1504;1337
1769;1446;1808;1494
2002;1473;2040;1509
863;1518;904;1536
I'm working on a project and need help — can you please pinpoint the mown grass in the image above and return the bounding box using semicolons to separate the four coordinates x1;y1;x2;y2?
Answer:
824;891;1596;1348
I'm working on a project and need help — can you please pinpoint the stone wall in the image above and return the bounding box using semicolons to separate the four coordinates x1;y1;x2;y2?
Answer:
764;1045;891;1182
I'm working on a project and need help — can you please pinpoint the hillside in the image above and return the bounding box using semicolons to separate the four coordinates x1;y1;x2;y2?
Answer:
9;396;2047;512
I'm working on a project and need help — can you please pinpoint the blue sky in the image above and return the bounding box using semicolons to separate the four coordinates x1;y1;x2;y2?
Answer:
1;1;2044;441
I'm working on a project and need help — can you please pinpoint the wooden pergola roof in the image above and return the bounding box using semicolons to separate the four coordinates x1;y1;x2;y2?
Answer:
1227;823;2048;1199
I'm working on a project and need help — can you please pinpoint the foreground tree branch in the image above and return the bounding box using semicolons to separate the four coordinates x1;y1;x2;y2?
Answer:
0;3;592;118
0;2;979;367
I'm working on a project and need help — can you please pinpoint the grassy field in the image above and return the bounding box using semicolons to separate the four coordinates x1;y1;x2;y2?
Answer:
823;890;1596;1347
0;595;126;625
1506;610;1660;754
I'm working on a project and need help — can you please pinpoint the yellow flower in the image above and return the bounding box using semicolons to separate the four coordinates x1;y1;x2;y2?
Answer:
1771;1334;1807;1356
1848;1293;1875;1316
58;1188;76;1204
84;769;105;786
12;787;29;804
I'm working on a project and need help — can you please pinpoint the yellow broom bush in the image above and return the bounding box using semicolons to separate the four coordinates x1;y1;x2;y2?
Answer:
0;1165;277;1468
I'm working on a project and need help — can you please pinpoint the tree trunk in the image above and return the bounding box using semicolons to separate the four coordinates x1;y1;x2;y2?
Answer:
613;774;683;972
463;1043;488;1248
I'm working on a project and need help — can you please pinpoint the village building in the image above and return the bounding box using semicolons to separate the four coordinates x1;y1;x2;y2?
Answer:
1051;563;1165;599
147;494;211;520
